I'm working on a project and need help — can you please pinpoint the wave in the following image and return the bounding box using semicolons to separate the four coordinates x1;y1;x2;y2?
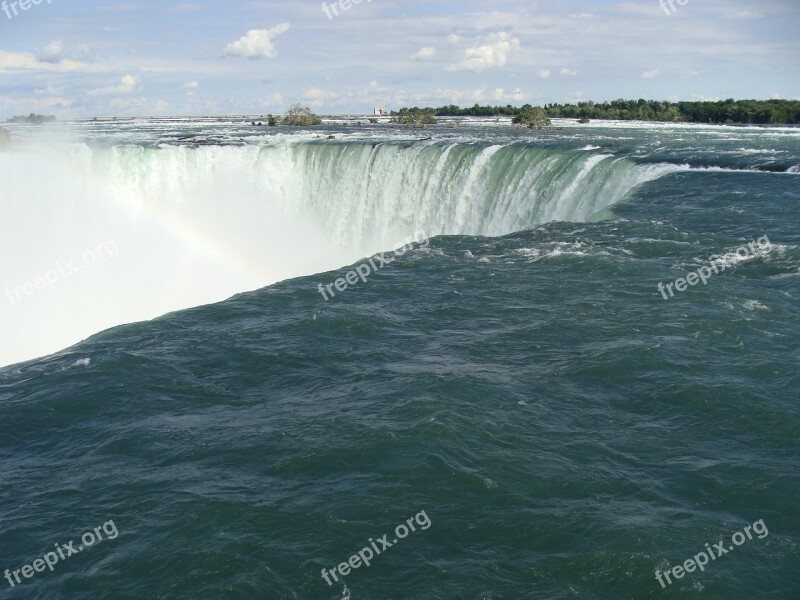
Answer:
672;163;799;174
0;140;676;368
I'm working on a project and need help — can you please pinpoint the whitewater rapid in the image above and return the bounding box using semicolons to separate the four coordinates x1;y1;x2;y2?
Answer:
1;137;675;367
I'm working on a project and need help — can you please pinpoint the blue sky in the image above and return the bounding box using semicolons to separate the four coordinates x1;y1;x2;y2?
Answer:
0;0;798;117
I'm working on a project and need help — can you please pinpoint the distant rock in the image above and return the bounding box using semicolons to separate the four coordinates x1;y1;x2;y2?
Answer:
577;118;590;124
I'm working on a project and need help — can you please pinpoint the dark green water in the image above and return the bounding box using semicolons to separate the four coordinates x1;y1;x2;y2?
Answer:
1;121;799;599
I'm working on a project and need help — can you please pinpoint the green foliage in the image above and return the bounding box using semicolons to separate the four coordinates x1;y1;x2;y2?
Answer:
394;100;800;125
6;113;57;124
282;104;322;126
423;103;520;117
512;107;551;129
391;108;437;127
267;114;277;126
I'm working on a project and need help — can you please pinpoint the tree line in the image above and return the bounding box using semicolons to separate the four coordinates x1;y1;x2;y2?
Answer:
394;99;800;125
6;113;57;124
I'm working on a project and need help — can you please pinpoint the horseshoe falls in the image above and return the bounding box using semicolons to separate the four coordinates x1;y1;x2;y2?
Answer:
0;133;674;368
1;119;798;600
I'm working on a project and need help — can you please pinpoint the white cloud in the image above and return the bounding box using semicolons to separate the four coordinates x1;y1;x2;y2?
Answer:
223;24;291;59
494;88;525;102
107;97;148;111
0;95;74;112
0;50;102;74
182;81;199;89
435;87;487;104
36;41;96;65
642;70;660;79
411;47;437;60
88;74;139;96
538;69;551;79
303;87;339;108
560;68;578;76
446;34;462;44
263;92;285;106
37;41;64;64
73;45;96;62
34;84;65;95
447;32;520;72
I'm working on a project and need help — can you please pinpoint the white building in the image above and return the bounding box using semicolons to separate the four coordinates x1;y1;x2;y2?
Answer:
373;108;391;116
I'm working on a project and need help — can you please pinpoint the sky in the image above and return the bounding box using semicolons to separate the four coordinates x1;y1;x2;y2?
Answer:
0;0;798;118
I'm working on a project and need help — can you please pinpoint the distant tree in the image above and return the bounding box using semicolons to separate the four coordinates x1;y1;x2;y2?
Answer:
282;104;322;126
267;114;277;126
393;100;800;125
391;109;437;127
513;107;551;130
7;113;56;124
